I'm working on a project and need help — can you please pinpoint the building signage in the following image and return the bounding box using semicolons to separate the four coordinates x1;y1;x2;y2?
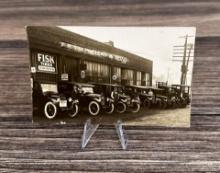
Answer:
61;73;69;81
36;53;57;73
60;42;128;64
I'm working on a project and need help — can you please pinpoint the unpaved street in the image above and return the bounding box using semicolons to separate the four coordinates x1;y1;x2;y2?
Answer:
34;106;191;127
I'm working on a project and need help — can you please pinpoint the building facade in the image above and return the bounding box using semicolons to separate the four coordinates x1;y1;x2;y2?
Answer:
27;26;153;86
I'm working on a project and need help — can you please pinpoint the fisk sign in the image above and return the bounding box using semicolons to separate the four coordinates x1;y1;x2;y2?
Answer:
36;53;57;73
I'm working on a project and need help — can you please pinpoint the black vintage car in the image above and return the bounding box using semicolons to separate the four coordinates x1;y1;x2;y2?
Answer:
91;83;116;114
96;84;130;113
33;81;79;119
132;86;164;109
121;85;141;113
130;85;155;109
172;84;191;107
156;82;180;109
58;81;103;116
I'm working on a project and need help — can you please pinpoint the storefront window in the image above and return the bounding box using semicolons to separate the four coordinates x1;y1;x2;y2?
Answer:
122;69;134;85
84;61;109;82
112;67;121;82
136;71;142;86
142;72;150;86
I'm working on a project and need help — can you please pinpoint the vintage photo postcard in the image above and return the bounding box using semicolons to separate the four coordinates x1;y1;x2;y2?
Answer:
26;26;196;127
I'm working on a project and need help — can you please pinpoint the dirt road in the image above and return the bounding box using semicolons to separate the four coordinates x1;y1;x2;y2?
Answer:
33;106;191;127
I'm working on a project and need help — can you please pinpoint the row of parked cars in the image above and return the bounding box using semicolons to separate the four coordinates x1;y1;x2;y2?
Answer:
33;81;191;119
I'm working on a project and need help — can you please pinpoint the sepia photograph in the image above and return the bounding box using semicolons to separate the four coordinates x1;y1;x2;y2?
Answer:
27;26;196;127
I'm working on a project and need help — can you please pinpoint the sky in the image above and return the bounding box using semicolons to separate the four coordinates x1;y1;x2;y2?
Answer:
60;26;196;86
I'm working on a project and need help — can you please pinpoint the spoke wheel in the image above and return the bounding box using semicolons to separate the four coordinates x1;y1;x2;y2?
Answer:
69;104;79;117
161;100;168;109
143;99;151;109
116;101;126;114
157;100;162;109
131;102;140;113
88;101;100;116
105;103;115;114
44;101;57;119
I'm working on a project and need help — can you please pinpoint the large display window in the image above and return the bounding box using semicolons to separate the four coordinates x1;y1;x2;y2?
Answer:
136;71;142;86
142;72;150;86
112;66;121;82
121;69;134;85
84;61;109;82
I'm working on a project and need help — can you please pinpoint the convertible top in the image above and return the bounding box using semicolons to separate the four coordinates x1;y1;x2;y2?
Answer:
172;84;190;87
90;82;122;87
145;86;164;91
59;81;94;87
125;85;149;89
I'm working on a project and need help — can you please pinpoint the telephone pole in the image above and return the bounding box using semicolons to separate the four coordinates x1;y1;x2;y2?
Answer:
172;35;194;86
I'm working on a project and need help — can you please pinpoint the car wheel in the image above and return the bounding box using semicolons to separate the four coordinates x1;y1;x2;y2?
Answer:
176;100;182;108
44;101;57;119
88;101;100;116
143;99;151;109
181;99;187;108
172;101;177;109
69;104;79;118
131;102;140;113
116;101;126;113
161;100;167;109
105;103;115;114
157;100;162;109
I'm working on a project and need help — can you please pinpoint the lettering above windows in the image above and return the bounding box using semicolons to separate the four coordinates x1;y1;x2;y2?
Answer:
60;42;128;64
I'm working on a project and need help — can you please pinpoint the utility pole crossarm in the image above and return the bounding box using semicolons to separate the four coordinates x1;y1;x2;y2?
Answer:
172;34;195;86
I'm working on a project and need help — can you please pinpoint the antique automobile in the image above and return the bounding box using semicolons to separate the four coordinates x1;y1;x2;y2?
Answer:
58;81;103;116
91;83;115;114
172;84;191;107
156;82;179;109
133;86;155;109
133;86;165;109
32;81;79;119
105;84;128;114
122;85;141;113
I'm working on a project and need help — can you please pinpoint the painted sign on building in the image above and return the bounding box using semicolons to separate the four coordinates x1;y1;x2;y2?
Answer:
60;42;128;64
36;53;57;73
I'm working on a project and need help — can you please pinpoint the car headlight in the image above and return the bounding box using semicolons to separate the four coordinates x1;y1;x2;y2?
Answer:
68;97;73;102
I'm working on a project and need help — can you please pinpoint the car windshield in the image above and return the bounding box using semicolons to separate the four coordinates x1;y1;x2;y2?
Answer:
41;84;58;93
81;86;94;94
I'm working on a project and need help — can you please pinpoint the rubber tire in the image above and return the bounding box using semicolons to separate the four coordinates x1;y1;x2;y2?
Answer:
69;104;79;118
88;101;100;116
157;100;162;109
172;101;177;109
161;100;168;109
44;101;57;119
131;102;141;113
143;99;151;109
181;100;187;108
116;101;127;114
105;103;115;114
